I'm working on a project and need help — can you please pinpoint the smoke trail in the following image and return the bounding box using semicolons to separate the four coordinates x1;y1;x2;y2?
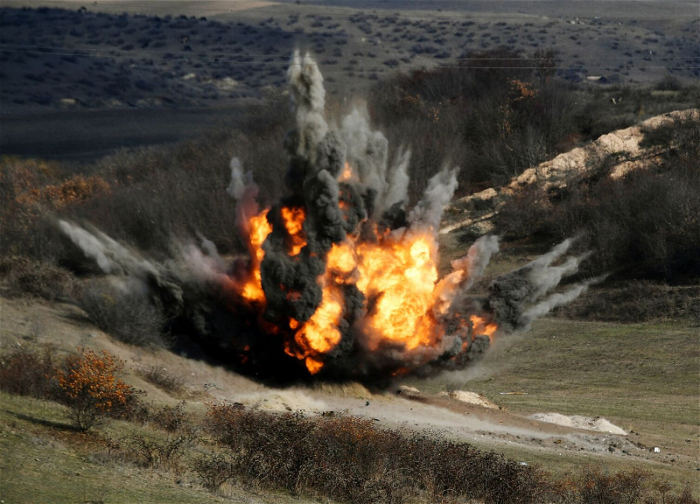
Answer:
341;106;389;199
522;275;607;325
58;220;157;277
408;167;459;230
287;50;328;158
382;147;411;212
487;239;592;331
56;53;601;382
434;235;500;315
227;157;263;238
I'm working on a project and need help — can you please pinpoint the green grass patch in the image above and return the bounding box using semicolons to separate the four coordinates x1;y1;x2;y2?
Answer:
0;392;317;503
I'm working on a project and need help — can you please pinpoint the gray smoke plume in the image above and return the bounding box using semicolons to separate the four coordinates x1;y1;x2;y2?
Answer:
227;157;262;237
522;275;607;324
59;220;157;277
287;50;328;158
452;235;500;291
381;147;411;213
434;235;500;315
260;53;350;324
408;167;459;230
487;239;592;331
184;233;227;282
341;106;389;199
57;53;600;383
226;157;249;200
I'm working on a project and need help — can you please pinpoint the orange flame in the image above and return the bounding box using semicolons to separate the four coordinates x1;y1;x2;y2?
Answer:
281;206;307;256
356;232;441;350
291;283;344;368
241;209;272;303
470;315;498;341
286;242;358;374
339;162;355;182
327;240;357;282
305;356;325;375
239;201;495;375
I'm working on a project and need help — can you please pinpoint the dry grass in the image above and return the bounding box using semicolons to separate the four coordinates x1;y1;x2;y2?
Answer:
406;316;699;491
137;365;188;397
203;403;696;504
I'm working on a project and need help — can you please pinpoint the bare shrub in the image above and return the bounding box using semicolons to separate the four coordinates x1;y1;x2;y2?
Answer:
125;430;197;469
0;256;74;300
670;485;700;504
151;401;190;432
576;466;648;504
75;280;168;348
205;403;543;504
0;345;58;399
655;75;683;92
496;183;554;239
202;404;693;503
192;452;235;490
558;281;700;323
138;365;186;396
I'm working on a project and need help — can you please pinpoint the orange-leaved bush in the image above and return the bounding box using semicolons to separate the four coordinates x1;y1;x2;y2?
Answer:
55;348;134;431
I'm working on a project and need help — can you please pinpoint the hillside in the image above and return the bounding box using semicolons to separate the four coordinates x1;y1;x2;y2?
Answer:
1;23;699;499
1;108;699;502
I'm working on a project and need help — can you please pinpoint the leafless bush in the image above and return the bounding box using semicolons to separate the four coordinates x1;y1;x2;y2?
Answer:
138;365;186;396
655;75;683;92
125;430;197;469
558;281;700;323
199;404;699;503
496;183;554;239
670;485;700;504
151;401;190;432
0;345;58;399
192;452;235;490
0;256;74;300
205;403;544;504
575;467;648;504
75;280;168;348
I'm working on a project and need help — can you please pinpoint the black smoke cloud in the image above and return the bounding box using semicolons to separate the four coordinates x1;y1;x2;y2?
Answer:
58;52;596;382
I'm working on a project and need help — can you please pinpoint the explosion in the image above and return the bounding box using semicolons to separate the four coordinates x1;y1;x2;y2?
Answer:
58;52;598;381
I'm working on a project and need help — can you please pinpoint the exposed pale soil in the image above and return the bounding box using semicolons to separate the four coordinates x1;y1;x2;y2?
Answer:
441;108;700;236
1;293;696;476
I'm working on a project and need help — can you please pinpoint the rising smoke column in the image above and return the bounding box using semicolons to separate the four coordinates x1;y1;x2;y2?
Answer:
58;52;598;381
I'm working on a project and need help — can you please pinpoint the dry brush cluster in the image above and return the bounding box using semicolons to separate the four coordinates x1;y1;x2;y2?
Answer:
497;116;700;282
0;61;698;339
0;346;138;431
198;403;697;504
0;345;696;503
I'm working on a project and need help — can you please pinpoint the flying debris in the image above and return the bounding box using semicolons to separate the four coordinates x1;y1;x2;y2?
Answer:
59;52;596;381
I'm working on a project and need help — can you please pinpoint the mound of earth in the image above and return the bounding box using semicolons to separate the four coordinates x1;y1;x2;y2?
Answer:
441;108;699;235
438;390;500;410
233;390;328;413
530;413;627;435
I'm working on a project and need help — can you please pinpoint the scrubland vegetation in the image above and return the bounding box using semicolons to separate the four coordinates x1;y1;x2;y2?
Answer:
497;115;700;281
0;346;697;504
0;49;698;502
1;51;697;324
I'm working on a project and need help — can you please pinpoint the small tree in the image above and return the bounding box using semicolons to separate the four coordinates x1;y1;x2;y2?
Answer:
55;348;134;431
